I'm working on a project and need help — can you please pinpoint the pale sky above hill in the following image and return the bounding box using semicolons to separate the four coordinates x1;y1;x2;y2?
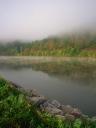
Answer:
0;0;96;41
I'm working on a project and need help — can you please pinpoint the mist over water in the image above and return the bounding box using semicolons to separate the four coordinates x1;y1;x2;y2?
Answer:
0;0;96;41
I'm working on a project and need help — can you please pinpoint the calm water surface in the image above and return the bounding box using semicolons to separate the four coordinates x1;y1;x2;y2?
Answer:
0;58;96;116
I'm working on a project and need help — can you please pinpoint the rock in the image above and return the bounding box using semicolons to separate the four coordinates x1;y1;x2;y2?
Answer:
45;107;63;115
9;82;85;120
71;108;82;118
50;100;61;108
61;105;82;118
36;99;47;107
27;96;46;105
65;114;75;121
40;100;57;111
40;101;55;109
28;89;41;97
40;100;63;115
61;105;73;114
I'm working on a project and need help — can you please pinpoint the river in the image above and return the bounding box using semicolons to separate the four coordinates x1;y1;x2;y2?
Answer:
0;57;96;116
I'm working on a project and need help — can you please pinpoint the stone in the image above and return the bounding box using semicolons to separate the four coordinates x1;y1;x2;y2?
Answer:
45;107;63;115
36;99;47;107
40;100;63;115
29;89;41;97
40;101;55;110
27;96;46;105
61;105;73;114
65;114;75;121
9;83;86;120
71;108;82;117
50;100;61;108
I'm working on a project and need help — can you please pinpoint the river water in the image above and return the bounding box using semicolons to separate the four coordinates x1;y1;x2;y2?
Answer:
0;57;96;116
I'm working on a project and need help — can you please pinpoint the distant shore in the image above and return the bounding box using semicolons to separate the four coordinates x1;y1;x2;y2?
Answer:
0;56;96;63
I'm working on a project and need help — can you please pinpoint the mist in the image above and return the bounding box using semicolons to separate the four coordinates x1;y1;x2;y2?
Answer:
0;0;96;41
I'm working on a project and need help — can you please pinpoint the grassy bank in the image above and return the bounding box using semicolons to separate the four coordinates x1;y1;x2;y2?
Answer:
0;77;96;128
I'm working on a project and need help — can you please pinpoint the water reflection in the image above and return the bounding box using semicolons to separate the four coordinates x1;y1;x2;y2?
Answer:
0;59;96;116
0;60;96;85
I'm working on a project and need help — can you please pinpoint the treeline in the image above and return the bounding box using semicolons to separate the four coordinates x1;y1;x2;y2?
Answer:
0;32;96;57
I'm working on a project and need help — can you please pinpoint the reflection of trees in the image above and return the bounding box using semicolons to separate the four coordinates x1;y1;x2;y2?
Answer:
31;62;96;82
0;61;96;82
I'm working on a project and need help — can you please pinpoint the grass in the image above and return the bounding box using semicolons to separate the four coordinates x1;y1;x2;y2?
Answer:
0;77;96;128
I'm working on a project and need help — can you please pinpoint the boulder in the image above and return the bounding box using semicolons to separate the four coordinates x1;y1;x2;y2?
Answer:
61;105;73;114
27;96;46;105
65;114;75;121
50;100;61;108
40;101;55;110
28;89;41;97
45;107;63;115
40;100;63;115
71;108;82;118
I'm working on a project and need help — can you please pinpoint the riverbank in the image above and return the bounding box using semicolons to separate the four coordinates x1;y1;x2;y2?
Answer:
0;56;96;63
0;58;96;116
0;77;96;128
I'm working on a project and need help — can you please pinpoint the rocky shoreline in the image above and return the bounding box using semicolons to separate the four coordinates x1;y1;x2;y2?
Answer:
10;81;96;122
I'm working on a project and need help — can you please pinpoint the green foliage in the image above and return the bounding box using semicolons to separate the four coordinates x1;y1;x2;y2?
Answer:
0;32;96;57
73;119;82;128
0;77;44;128
0;77;96;128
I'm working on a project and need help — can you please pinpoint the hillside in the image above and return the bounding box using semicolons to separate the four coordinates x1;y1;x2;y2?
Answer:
0;32;96;57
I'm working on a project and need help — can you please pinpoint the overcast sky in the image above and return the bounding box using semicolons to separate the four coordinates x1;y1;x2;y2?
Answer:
0;0;96;41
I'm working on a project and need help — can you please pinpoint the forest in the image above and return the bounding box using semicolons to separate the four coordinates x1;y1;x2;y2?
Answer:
0;32;96;57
